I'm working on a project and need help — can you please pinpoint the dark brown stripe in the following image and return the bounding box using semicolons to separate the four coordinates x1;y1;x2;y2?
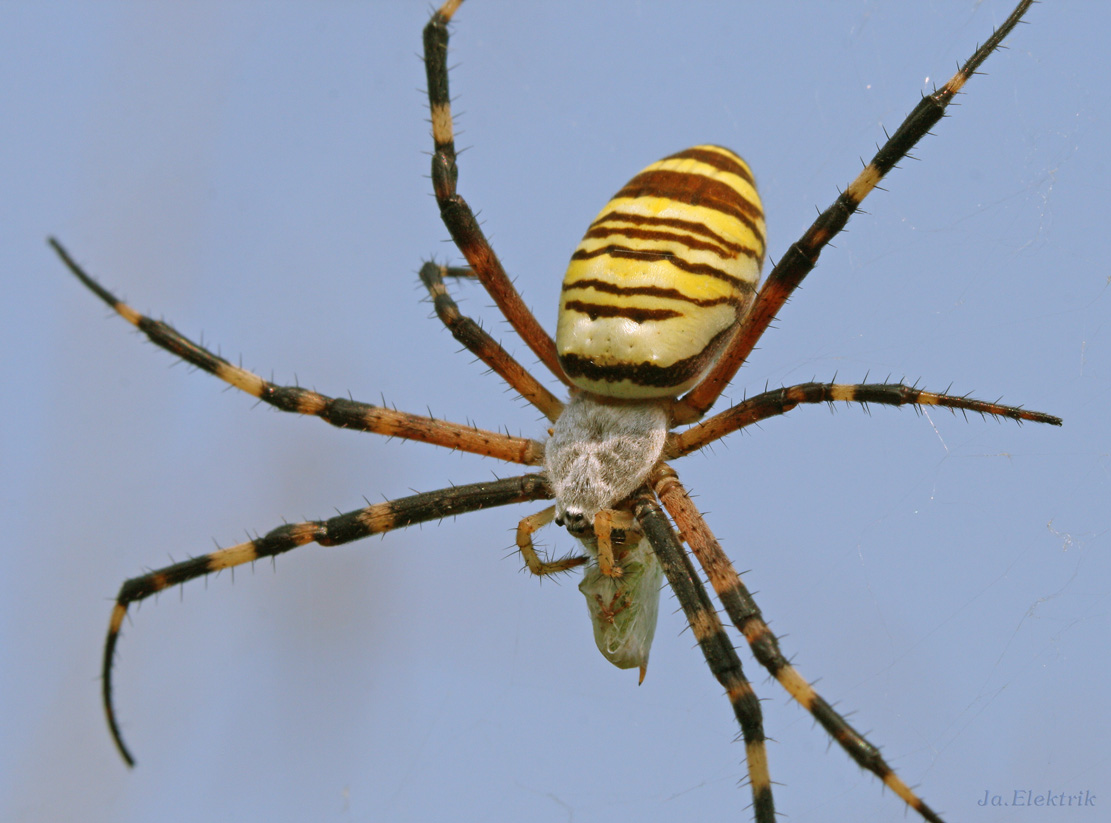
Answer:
589;209;752;253
616;169;764;238
563;300;682;323
560;323;735;389
664;146;756;188
563;278;742;308
582;223;743;260
570;245;757;294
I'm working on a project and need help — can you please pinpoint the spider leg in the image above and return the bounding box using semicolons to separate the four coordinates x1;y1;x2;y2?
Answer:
673;0;1035;423
423;2;571;387
668;380;1062;458
652;465;945;823
515;505;588;575
633;489;774;823
515;506;638;579
593;508;637;578
103;473;552;767
419;262;563;421
49;238;543;466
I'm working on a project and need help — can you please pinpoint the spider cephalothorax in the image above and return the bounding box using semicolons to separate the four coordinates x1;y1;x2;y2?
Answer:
545;394;669;533
53;2;1058;822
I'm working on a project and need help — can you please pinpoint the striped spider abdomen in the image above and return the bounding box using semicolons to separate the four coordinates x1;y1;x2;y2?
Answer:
556;145;766;399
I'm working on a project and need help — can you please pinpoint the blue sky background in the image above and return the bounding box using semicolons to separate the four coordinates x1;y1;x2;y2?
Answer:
3;2;1107;821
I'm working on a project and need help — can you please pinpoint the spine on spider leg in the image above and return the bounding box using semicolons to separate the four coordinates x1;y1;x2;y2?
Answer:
632;491;775;823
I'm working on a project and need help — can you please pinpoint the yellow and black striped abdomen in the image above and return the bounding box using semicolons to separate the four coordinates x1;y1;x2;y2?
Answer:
556;146;765;399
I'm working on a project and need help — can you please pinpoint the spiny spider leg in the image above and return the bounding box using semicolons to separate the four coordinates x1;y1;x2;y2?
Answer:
673;0;1035;423
49;239;543;466
103;473;552;767
592;508;638;578
419;262;564;421
651;465;944;823
423;2;571;386
633;489;774;823
668;381;1063;459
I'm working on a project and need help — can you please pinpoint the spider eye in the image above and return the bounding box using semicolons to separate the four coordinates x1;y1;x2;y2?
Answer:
556;508;590;534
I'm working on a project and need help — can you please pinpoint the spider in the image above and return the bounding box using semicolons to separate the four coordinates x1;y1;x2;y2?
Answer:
50;1;1060;821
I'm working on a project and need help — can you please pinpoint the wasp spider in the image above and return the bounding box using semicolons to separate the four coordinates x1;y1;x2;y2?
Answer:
52;1;1059;821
